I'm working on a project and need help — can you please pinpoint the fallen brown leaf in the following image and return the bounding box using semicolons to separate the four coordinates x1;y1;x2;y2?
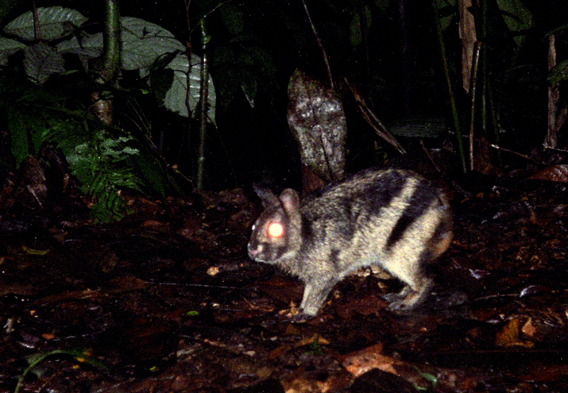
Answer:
530;165;568;182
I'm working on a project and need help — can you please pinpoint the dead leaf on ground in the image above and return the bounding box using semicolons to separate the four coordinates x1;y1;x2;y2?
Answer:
530;165;568;182
495;318;534;348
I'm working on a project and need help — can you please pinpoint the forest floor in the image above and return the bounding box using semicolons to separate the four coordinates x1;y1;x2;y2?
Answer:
1;165;568;393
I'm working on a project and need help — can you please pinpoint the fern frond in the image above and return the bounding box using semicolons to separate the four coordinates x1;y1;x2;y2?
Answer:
45;116;144;222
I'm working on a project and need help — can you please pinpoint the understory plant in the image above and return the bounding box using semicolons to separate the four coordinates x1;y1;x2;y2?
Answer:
0;5;216;221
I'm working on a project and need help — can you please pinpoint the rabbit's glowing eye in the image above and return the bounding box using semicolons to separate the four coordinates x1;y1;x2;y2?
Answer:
267;222;284;238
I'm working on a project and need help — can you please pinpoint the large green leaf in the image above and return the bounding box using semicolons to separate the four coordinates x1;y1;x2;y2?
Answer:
159;52;216;120
56;33;103;72
121;17;185;71
4;6;88;41
0;37;26;66
5;103;51;166
24;42;65;84
120;17;216;120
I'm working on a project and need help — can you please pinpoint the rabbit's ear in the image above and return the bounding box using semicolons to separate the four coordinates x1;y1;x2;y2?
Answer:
279;189;300;215
252;183;279;208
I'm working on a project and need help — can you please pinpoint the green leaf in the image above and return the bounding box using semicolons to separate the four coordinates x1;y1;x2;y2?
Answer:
434;0;456;32
240;75;257;109
433;0;455;9
29;113;49;153
0;37;26;66
4;6;88;41
6;102;52;166
547;23;568;37
548;60;568;85
7;110;30;166
496;0;532;47
24;42;65;84
44;119;146;222
350;5;372;47
162;52;216;121
134;153;168;198
118;17;216;120
121;16;185;70
56;32;103;72
373;0;392;12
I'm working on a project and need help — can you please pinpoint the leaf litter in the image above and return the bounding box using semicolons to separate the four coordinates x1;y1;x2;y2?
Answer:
1;171;568;392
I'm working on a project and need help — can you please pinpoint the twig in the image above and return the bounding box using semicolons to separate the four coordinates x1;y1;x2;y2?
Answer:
489;143;538;163
420;140;441;172
196;19;210;190
543;145;568;154
32;0;42;41
468;42;482;171
344;79;405;154
300;0;334;89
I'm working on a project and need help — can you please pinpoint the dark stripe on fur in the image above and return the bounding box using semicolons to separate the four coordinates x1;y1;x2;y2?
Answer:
386;179;439;250
301;215;315;247
361;170;406;216
336;198;357;240
330;248;341;270
331;171;407;240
